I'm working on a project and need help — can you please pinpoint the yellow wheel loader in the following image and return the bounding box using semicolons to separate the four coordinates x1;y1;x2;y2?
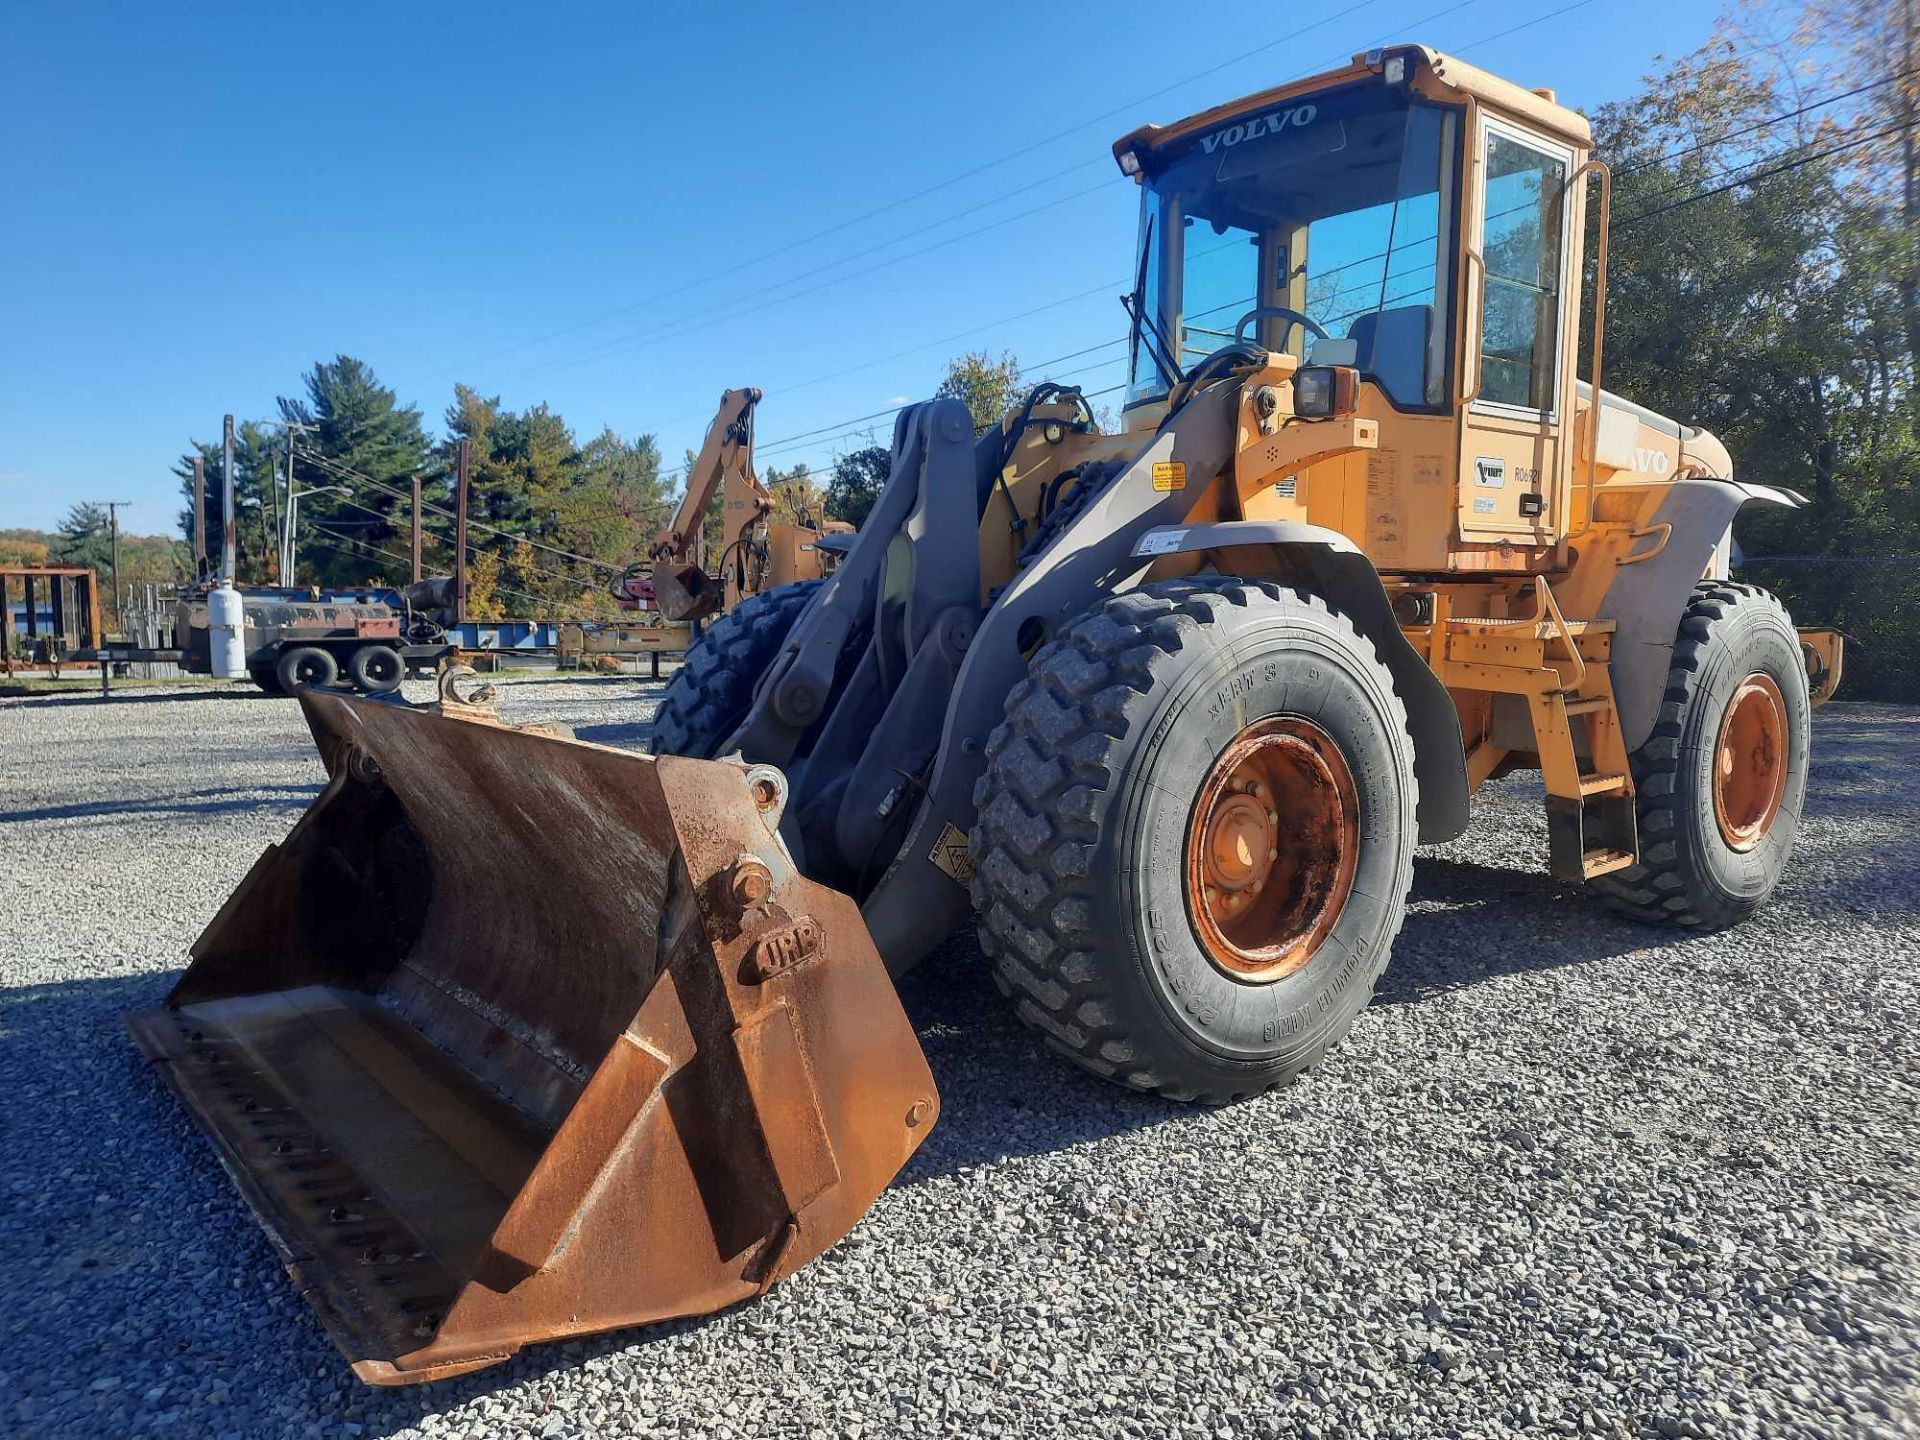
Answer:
131;44;1841;1384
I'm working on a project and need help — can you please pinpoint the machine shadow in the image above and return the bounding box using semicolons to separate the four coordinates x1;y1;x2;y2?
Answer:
0;784;320;826
18;847;1695;1432
0;685;282;707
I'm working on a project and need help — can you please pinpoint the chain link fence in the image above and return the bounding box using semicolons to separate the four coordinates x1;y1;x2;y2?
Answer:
1733;555;1920;704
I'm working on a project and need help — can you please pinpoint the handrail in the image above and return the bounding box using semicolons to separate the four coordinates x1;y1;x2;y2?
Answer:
1535;576;1587;694
1615;522;1672;567
1459;248;1486;406
1566;158;1611;540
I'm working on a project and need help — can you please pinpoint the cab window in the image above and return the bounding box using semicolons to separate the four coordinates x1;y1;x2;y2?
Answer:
1477;127;1567;412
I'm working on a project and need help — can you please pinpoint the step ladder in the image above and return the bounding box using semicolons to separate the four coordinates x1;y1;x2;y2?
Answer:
1442;582;1641;882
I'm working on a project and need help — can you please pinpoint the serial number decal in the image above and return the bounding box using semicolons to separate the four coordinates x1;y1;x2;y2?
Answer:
1134;527;1190;557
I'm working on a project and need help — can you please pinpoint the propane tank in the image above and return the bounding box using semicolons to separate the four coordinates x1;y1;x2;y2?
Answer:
207;583;247;679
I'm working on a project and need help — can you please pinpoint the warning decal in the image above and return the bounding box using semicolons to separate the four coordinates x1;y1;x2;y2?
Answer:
929;822;976;884
1151;461;1187;491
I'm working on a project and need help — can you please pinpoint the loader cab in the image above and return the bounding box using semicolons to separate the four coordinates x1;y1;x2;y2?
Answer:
1115;46;1597;571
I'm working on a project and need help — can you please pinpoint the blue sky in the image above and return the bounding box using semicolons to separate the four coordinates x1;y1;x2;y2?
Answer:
0;0;1720;535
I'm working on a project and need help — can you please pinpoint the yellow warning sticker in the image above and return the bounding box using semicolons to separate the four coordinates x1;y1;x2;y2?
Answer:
929;822;976;884
1151;461;1187;491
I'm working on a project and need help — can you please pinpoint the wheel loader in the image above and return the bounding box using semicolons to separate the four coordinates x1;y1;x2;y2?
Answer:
130;44;1843;1384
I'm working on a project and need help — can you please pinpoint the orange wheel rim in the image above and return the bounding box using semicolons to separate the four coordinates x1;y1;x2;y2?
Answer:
1712;672;1788;851
1184;716;1359;983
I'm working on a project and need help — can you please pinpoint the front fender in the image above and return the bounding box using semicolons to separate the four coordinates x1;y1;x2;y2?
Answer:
1131;519;1470;844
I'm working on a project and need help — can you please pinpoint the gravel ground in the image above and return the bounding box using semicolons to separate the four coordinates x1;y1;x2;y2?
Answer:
2;678;1916;1440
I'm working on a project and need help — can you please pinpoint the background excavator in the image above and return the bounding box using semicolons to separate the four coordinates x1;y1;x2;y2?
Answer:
132;43;1841;1385
624;386;851;623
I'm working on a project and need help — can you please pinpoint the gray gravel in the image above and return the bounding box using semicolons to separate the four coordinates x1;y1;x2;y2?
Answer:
2;679;1916;1440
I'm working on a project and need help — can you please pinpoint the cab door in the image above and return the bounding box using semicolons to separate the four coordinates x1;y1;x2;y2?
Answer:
1457;112;1577;554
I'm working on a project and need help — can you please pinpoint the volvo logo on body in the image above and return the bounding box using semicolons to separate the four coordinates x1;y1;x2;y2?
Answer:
1200;103;1318;154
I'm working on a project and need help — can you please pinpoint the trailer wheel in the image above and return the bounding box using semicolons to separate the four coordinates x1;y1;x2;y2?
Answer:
651;580;822;758
970;576;1418;1104
248;663;285;695
348;645;404;694
1590;581;1810;928
275;646;338;693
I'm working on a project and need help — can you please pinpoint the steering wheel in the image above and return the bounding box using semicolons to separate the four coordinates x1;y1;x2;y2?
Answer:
1234;305;1329;346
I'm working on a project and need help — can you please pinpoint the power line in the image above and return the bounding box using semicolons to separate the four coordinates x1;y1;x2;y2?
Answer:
1611;65;1919;181
1615;118;1913;228
709;53;1911;485
303;520;561;615
503;177;1119;384
448;0;1440;378
497;0;1543;387
293;447;628;574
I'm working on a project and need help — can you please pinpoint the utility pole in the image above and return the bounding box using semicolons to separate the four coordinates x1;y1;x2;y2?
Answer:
94;500;131;635
191;457;208;582
455;440;471;624
410;474;423;583
278;420;317;585
221;414;237;585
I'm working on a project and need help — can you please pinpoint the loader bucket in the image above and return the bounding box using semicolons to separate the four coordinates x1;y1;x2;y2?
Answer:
127;690;938;1385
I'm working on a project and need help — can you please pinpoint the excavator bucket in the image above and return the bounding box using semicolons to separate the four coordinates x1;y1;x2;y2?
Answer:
651;559;724;623
127;689;938;1385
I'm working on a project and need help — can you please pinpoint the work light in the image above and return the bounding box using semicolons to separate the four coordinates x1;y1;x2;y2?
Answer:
1292;366;1358;418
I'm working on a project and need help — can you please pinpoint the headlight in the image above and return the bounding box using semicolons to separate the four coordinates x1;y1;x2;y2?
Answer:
1291;366;1359;419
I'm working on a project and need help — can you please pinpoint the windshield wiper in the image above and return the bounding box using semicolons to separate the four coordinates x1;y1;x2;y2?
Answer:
1123;215;1181;390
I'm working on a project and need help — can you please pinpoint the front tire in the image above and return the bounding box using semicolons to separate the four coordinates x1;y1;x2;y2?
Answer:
650;581;822;758
1590;581;1810;928
969;577;1418;1104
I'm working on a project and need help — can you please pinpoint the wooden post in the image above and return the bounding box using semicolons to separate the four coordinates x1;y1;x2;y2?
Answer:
411;474;423;583
220;414;237;585
192;457;208;582
454;440;471;624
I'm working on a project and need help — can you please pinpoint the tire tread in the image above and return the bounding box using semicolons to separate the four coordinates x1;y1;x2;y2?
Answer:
969;575;1415;1105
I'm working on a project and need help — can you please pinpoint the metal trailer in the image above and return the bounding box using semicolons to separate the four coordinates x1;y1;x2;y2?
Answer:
0;566;102;676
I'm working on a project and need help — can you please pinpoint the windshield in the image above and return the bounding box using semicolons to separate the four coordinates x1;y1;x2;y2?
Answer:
1126;82;1460;410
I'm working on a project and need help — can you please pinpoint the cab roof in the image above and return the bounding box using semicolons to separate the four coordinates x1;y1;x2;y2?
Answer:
1110;44;1593;170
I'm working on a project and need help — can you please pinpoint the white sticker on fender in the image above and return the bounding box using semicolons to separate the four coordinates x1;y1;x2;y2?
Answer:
1133;527;1189;557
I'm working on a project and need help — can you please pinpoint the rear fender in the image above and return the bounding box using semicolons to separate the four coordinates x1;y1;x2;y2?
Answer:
1130;519;1469;844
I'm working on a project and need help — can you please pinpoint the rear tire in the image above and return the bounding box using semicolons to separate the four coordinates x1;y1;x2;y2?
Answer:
969;576;1418;1104
1590;581;1810;928
248;663;284;695
650;581;822;758
275;646;337;693
348;644;404;694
